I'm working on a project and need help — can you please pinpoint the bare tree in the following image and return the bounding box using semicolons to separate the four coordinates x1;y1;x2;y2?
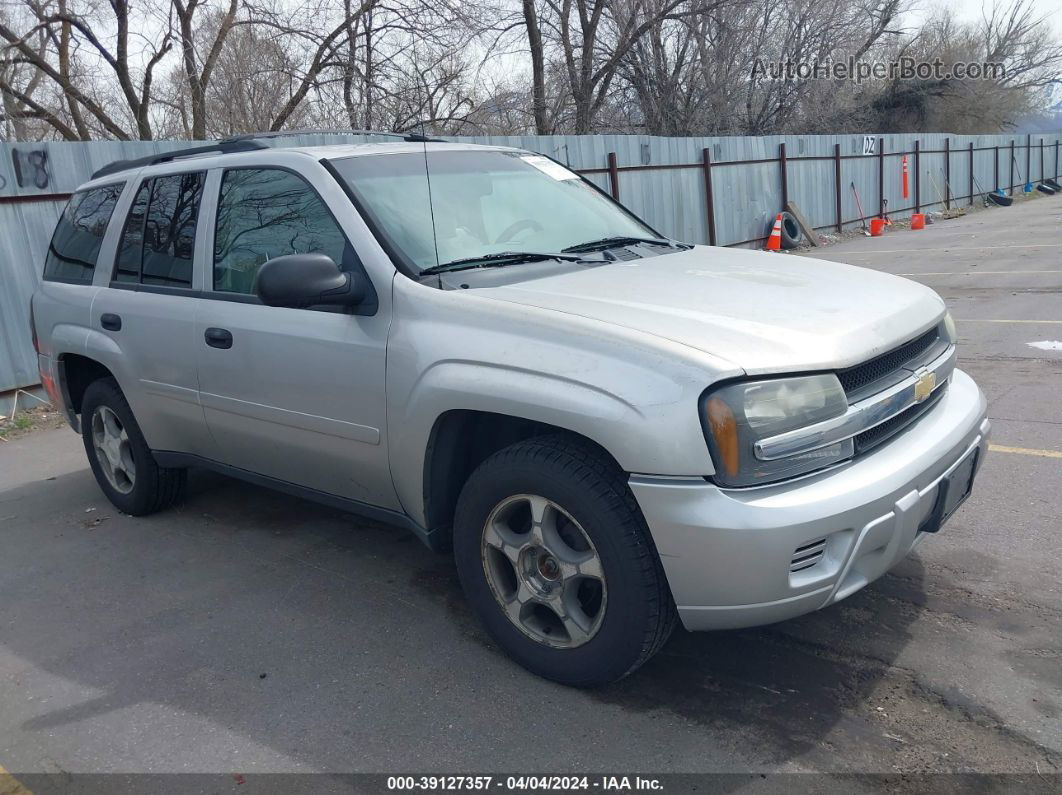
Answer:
2;0;1059;141
159;12;309;137
858;0;1062;132
172;0;239;138
0;0;173;139
518;0;725;133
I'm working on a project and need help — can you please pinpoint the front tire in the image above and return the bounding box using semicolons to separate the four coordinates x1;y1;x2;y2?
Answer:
453;435;676;686
81;378;186;516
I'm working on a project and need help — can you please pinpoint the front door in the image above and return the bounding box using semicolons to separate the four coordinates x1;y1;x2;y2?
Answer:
195;166;397;509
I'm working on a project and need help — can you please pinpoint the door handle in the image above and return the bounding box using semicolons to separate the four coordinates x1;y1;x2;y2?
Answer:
100;313;122;331
204;327;233;349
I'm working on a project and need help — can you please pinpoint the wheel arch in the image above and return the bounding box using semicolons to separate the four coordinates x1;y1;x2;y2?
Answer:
420;409;624;550
55;353;119;432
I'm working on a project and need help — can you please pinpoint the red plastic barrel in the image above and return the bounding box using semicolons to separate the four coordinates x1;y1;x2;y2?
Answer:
910;213;925;230
869;218;886;236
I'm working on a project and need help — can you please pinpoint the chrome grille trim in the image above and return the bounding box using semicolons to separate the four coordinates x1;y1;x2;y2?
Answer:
754;344;956;462
854;385;946;454
837;325;945;401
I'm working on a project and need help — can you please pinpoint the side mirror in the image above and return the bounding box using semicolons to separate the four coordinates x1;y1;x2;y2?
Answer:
255;253;365;308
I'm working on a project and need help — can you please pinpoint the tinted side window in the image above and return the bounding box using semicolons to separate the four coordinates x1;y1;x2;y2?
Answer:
143;173;204;287
113;172;204;288
43;184;124;283
114;182;149;283
213;169;354;294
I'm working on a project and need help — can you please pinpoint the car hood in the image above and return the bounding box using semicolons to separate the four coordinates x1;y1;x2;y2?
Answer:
480;246;945;375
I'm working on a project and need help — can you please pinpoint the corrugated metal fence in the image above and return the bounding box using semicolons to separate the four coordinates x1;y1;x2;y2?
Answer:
2;131;1060;392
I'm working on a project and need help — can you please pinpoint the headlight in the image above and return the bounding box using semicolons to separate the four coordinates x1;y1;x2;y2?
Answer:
702;374;852;487
942;311;957;343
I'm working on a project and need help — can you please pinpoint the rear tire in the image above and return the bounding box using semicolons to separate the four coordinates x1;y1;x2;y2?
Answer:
453;434;676;686
81;377;186;516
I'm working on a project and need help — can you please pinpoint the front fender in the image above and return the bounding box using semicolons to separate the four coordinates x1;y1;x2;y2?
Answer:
416;358;641;425
386;278;739;526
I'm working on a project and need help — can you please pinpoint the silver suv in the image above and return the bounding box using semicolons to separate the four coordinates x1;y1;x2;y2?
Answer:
32;137;990;685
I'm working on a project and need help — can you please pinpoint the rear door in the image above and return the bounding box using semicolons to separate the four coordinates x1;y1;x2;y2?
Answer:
194;165;398;509
34;183;125;410
88;169;216;458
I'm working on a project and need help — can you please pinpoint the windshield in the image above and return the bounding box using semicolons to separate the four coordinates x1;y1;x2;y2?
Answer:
329;149;660;273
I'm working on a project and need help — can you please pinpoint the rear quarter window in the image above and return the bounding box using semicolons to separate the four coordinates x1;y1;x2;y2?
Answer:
43;183;124;283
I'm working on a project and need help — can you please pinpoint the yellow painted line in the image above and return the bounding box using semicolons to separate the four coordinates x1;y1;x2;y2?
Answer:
956;319;1062;324
0;765;32;795
990;444;1062;459
900;270;1062;276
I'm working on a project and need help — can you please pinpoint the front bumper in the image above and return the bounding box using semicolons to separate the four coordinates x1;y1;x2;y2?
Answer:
630;368;989;631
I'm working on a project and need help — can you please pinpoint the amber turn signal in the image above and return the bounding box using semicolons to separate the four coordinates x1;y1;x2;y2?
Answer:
706;397;740;477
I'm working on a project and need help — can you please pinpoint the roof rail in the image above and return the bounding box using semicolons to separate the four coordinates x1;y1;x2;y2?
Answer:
90;139;268;180
222;128;444;143
89;128;445;180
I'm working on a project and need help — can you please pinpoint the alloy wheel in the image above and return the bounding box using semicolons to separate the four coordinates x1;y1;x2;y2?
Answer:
480;494;607;648
91;405;136;494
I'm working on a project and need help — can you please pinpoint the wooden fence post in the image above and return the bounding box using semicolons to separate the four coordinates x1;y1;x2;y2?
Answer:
701;148;717;246
834;143;842;232
607;152;620;200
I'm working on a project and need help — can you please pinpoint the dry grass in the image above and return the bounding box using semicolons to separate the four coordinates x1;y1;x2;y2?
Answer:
0;401;66;441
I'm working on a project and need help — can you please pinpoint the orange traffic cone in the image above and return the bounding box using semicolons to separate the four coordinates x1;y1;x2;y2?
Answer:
765;213;783;251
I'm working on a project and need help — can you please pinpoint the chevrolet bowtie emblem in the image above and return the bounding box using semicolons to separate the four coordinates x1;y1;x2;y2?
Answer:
913;370;936;402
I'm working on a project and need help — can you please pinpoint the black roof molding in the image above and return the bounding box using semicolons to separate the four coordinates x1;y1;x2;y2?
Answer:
223;128;444;143
90;139;268;180
90;128;444;180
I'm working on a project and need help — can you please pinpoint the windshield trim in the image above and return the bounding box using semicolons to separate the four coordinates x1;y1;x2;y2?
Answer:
322;148;667;283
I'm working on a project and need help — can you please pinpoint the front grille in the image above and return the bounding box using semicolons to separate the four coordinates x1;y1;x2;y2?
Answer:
790;538;827;572
854;385;946;454
838;326;941;399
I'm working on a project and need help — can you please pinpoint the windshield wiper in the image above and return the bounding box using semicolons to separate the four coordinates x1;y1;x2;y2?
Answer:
562;235;686;254
419;251;587;276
